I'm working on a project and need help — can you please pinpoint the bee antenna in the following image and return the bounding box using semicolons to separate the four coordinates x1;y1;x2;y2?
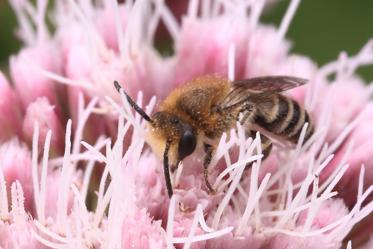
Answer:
113;81;153;123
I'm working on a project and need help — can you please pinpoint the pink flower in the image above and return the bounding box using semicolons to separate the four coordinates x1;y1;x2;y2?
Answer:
267;234;335;249
9;43;61;110
0;182;41;249
297;199;349;230
121;209;167;249
22;97;64;154
173;214;206;249
0;220;41;249
205;209;266;249
319;77;370;143
95;5;128;52
276;55;318;104
0;71;23;141
66;88;107;144
135;153;168;219
323;103;373;206
174;17;249;84
0;139;33;213
43;168;83;219
244;25;291;78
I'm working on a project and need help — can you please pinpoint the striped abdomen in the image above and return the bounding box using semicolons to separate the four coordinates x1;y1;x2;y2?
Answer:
253;95;314;143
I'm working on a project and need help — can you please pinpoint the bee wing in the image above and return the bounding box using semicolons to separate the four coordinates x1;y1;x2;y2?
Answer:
219;76;307;109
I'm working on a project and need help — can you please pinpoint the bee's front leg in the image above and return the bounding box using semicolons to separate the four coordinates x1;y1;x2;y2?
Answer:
203;143;216;194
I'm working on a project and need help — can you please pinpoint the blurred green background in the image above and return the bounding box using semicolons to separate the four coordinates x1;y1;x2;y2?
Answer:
1;0;372;81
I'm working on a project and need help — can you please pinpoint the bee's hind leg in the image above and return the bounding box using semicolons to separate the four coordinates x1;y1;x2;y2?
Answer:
203;143;216;194
246;131;273;163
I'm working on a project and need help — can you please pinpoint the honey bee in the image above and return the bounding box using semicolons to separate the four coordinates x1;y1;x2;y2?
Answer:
114;75;314;197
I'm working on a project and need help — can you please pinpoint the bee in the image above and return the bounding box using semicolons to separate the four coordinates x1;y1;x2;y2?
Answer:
114;75;313;197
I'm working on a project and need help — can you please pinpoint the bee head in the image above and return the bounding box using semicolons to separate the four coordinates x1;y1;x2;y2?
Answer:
114;81;196;197
150;112;197;162
113;81;197;162
146;111;197;197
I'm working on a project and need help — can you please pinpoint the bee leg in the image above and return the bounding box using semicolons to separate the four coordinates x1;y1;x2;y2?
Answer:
260;134;273;161
240;111;253;125
163;140;173;197
246;131;273;162
203;143;216;194
239;103;255;125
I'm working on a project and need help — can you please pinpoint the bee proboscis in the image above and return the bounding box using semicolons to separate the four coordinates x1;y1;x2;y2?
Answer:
114;75;314;197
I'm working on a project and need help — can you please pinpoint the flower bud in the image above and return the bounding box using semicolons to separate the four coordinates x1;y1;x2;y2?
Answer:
10;43;61;110
22;97;64;155
0;139;33;212
0;71;23;141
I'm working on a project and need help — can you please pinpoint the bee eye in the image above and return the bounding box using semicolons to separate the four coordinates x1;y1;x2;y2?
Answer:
171;117;179;124
178;130;197;160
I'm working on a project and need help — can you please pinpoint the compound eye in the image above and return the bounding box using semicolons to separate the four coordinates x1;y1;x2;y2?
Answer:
178;130;197;160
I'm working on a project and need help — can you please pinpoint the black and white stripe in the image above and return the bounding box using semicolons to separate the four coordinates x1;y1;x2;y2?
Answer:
253;95;313;144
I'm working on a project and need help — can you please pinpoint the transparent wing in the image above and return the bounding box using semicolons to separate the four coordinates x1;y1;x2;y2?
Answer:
219;76;307;109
